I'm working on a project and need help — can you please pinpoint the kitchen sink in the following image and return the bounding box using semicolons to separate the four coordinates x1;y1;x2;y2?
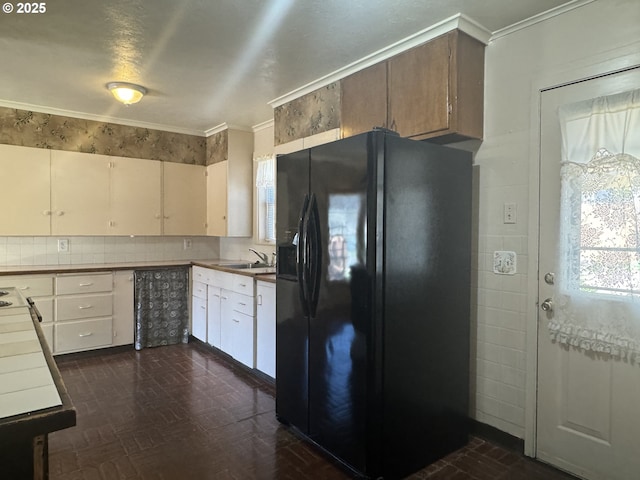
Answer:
215;262;272;270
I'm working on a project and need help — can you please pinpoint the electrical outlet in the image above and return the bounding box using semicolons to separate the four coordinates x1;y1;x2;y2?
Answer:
503;203;517;224
183;239;192;250
57;238;69;253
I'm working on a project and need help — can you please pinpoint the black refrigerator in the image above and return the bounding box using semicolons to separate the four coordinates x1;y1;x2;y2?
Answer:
276;130;471;479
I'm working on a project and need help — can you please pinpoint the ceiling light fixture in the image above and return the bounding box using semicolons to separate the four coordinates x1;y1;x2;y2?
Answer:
106;81;147;105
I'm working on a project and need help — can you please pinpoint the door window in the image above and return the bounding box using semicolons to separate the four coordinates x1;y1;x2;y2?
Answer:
551;88;640;358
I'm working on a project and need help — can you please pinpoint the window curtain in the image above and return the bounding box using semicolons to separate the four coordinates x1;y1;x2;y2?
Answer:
256;156;276;243
134;267;190;350
550;88;640;361
255;156;275;188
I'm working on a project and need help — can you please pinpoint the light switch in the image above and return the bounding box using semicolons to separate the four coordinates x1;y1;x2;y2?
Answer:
503;203;517;224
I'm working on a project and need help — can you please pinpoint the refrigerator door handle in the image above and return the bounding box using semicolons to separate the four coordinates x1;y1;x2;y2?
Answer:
297;194;310;316
307;193;322;317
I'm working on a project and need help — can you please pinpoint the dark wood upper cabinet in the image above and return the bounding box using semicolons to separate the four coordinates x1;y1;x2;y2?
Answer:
341;30;484;143
341;62;388;138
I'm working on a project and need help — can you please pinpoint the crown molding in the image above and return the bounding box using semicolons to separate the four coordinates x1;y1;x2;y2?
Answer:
252;119;274;133
0;98;207;136
203;122;254;136
490;0;596;41
268;13;491;109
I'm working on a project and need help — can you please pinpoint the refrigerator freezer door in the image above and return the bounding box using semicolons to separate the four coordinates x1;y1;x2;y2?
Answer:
276;150;311;432
306;134;373;473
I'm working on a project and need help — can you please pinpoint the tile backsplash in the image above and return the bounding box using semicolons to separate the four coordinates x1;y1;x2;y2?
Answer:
0;236;220;266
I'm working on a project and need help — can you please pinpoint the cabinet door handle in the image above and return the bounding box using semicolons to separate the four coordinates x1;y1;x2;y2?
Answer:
221;296;228;300
239;283;246;287
238;302;246;306
79;282;94;287
18;286;30;290
213;294;220;298
200;305;206;310
257;294;262;306
233;319;240;323
78;305;93;310
78;332;93;337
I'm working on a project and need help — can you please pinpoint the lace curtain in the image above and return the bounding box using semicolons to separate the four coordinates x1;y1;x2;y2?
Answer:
255;156;275;187
549;88;640;361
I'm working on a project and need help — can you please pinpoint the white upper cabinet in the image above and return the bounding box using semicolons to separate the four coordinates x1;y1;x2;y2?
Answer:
51;150;111;235
163;162;207;235
207;161;228;236
206;129;253;237
0;144;51;235
109;156;162;235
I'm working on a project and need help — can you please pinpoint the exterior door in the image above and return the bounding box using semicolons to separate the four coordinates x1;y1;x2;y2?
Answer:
537;67;640;479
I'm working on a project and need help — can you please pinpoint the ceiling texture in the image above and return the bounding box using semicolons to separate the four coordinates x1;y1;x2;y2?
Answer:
0;0;574;135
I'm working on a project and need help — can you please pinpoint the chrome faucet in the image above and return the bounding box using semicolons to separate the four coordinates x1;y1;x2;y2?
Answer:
249;248;269;265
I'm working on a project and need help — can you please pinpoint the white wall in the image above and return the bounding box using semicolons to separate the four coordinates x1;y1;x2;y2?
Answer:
473;0;640;439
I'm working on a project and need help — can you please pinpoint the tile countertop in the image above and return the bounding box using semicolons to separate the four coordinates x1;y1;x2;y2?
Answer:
192;260;276;280
0;300;76;446
0;260;194;276
0;259;277;282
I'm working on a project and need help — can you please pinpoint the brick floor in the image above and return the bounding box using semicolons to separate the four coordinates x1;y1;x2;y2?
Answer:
48;343;577;479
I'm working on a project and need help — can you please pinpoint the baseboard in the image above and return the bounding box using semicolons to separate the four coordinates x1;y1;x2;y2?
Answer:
470;420;525;453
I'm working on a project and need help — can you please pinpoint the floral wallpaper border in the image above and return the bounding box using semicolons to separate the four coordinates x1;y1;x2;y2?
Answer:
274;83;341;146
0;107;206;165
205;129;228;166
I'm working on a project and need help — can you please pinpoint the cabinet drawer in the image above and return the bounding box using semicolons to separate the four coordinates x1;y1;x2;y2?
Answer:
55;318;112;353
192;266;213;285
212;270;234;290
0;275;54;297
230;291;254;316
192;281;207;300
231;274;254;296
56;273;112;295
56;294;113;321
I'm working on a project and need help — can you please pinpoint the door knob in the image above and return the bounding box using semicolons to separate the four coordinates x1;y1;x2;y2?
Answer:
541;298;553;312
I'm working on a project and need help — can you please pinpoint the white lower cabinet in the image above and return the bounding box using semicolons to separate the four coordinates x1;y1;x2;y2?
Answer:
112;270;134;347
192;266;259;369
55;273;114;354
1;274;55;350
207;286;221;348
222;290;255;368
256;281;276;378
219;290;234;353
191;282;208;342
2;270;135;355
230;309;254;368
55;317;113;353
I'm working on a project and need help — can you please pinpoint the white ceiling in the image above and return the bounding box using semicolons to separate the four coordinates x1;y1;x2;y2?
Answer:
0;0;573;136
